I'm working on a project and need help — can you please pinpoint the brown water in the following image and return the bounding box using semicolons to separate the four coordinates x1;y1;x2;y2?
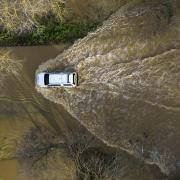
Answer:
0;44;82;180
0;1;180;179
0;159;21;180
37;0;180;177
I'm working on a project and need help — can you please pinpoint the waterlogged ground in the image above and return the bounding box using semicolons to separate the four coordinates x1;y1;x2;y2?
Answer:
0;45;80;180
0;159;20;180
37;0;180;178
0;0;180;179
0;46;167;180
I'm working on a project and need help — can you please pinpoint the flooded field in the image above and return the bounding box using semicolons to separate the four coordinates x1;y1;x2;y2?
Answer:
37;0;180;178
0;0;180;180
0;44;82;180
0;45;167;180
0;159;20;180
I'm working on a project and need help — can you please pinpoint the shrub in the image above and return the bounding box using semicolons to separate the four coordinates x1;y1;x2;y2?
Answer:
16;125;76;180
149;149;177;176
0;20;99;46
0;0;100;46
17;125;168;180
16;125;121;180
0;0;68;33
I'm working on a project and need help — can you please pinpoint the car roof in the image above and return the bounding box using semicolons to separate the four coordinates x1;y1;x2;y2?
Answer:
49;74;68;84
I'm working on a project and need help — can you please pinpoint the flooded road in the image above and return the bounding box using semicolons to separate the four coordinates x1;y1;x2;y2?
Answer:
0;44;83;180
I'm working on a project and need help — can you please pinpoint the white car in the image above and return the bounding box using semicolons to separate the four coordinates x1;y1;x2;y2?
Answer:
36;72;78;87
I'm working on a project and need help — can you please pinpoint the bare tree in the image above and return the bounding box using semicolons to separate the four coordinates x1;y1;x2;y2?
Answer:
16;124;75;180
16;125;125;180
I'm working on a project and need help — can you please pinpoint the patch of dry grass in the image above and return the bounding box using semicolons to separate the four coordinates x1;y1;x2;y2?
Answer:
0;0;69;33
0;50;23;76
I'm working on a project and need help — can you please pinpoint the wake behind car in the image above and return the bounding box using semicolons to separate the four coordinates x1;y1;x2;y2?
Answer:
36;72;78;87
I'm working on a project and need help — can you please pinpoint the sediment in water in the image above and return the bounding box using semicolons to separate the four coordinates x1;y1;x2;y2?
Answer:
37;0;180;178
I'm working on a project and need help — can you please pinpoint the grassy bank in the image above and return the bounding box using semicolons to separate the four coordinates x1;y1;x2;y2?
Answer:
0;0;102;46
0;21;99;46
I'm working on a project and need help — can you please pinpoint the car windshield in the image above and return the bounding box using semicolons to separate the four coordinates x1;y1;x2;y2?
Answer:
44;74;49;85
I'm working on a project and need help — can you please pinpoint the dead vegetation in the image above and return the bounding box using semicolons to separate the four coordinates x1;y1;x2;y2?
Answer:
149;149;179;178
16;124;121;180
0;50;23;76
67;0;128;21
16;124;75;180
0;0;128;34
0;0;69;33
16;124;166;180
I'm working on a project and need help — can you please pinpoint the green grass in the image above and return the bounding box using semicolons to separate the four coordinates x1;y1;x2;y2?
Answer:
162;0;174;22
0;19;100;46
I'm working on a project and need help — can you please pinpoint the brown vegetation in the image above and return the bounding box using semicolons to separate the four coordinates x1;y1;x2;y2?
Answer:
16;124;75;180
36;0;180;178
0;0;69;33
0;50;22;75
16;125;116;179
17;125;165;180
67;0;129;21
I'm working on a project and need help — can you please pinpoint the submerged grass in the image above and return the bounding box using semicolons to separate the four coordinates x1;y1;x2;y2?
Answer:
16;125;121;180
0;50;23;75
16;125;166;180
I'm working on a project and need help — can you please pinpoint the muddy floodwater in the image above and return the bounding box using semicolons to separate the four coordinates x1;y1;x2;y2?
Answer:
0;159;20;180
37;0;180;178
1;1;180;179
0;44;81;180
